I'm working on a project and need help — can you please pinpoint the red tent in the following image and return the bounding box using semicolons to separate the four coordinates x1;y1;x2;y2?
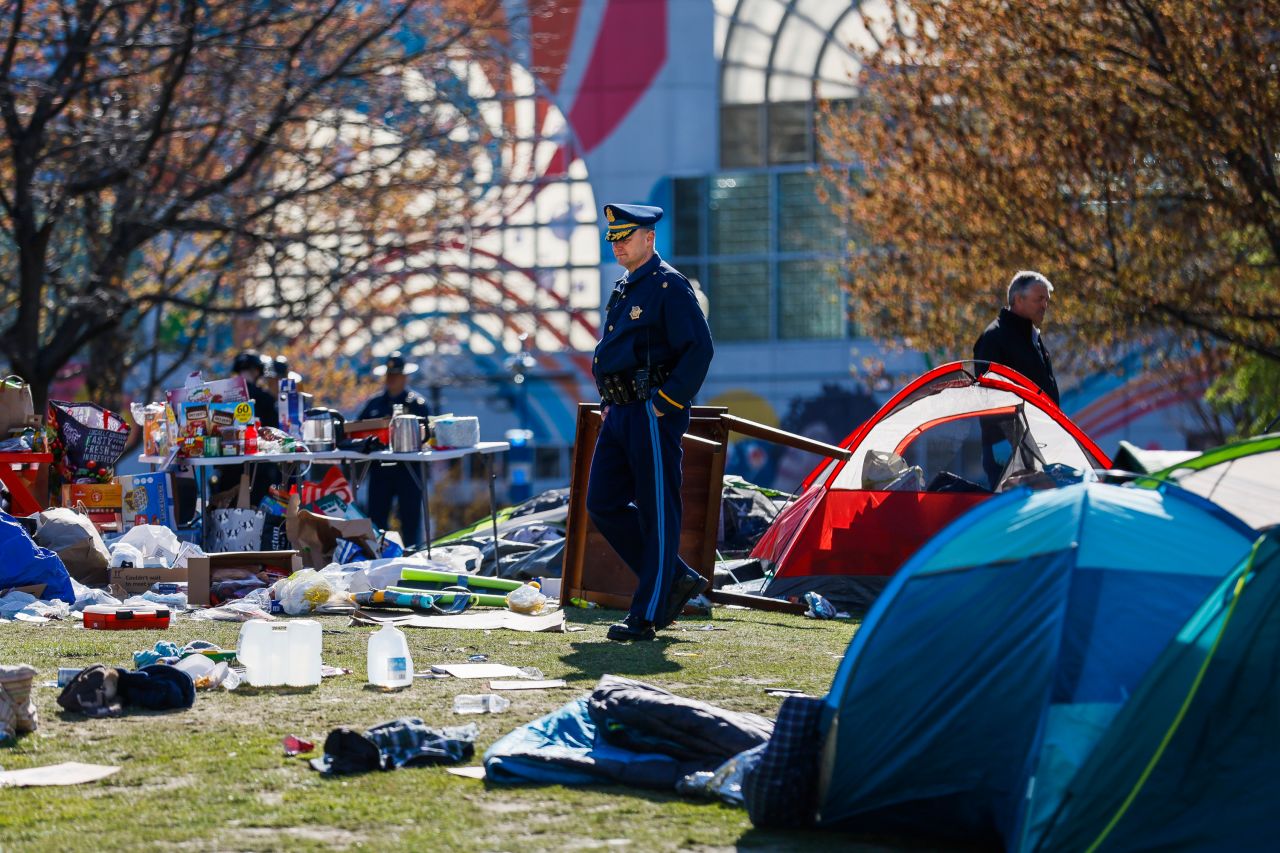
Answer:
752;361;1110;609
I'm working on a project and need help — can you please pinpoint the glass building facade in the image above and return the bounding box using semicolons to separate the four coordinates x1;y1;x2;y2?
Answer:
670;168;850;343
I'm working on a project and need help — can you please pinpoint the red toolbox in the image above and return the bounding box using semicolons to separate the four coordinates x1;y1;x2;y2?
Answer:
83;605;171;630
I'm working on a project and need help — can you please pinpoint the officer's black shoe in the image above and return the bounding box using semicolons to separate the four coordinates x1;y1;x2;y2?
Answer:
606;615;656;642
656;569;708;630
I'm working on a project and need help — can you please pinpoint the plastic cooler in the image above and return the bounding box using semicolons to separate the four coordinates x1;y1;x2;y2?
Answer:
83;605;171;630
236;619;322;687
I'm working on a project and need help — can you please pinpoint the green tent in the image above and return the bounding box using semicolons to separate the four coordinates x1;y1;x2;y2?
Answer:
1037;530;1280;851
1139;433;1280;530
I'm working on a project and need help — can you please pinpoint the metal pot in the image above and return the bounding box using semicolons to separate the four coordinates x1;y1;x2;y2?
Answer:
302;407;345;451
390;413;424;453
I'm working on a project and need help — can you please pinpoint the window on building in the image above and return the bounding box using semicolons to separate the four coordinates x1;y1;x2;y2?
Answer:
779;171;845;254
719;104;764;169
779;259;845;339
768;101;812;164
709;261;771;341
673;177;705;257
709;173;770;256
672;168;854;344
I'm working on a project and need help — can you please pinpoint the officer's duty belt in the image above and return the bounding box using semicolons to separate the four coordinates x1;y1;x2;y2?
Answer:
598;365;671;406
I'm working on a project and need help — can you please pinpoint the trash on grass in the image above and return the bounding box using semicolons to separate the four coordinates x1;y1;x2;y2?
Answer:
446;766;487;780
488;679;568;691
0;762;120;788
803;591;837;620
283;735;315;756
505;581;548;615
350;608;565;633
431;663;525;680
310;718;477;774
452;694;510;715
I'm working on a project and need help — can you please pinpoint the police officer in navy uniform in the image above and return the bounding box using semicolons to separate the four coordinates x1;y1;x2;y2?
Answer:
586;204;714;642
358;352;431;548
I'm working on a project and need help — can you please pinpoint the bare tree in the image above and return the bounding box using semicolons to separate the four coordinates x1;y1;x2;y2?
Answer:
0;0;510;411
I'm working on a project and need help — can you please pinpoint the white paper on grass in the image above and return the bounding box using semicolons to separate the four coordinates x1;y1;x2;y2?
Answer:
446;766;487;780
0;763;120;787
488;679;568;691
431;663;525;680
350;608;565;633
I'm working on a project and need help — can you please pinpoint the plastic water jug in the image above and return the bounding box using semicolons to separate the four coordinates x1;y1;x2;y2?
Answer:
367;624;413;689
236;619;322;687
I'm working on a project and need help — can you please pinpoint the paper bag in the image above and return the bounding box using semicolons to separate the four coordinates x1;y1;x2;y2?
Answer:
0;376;36;437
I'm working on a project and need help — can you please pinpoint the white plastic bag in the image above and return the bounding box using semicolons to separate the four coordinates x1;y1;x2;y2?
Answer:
118;525;182;565
271;569;335;615
69;578;120;612
108;543;144;569
429;544;484;574
505;582;548;615
861;450;924;492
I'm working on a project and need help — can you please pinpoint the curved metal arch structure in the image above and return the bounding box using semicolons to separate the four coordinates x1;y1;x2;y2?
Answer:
716;0;885;106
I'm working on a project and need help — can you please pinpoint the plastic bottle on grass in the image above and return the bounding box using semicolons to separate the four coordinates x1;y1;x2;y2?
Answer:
367;624;413;689
453;694;511;715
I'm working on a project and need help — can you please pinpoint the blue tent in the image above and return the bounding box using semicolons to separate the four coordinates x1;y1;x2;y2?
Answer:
1036;529;1280;852
0;511;74;603
815;483;1256;849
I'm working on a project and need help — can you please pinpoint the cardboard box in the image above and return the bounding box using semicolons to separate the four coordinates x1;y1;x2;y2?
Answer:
109;565;189;598
167;375;249;424
118;472;178;530
61;483;122;509
60;483;123;531
186;550;302;607
344;417;390;443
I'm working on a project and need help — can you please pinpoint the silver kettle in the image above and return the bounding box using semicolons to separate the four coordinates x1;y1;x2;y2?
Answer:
390;412;424;452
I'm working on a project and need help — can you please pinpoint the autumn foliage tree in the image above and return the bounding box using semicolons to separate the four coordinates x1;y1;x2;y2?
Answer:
0;0;512;411
821;0;1280;376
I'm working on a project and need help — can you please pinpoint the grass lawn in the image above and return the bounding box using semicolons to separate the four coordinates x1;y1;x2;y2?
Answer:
0;606;915;852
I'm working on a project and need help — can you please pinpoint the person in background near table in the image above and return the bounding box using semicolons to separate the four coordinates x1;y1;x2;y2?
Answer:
222;351;281;505
265;355;303;399
586;203;715;642
233;350;280;429
358;352;430;549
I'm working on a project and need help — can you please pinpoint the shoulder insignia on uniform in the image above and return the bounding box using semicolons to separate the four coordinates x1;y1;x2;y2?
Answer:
629;305;642;320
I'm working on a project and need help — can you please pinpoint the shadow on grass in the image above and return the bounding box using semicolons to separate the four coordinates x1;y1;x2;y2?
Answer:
560;638;693;677
225;684;320;698
54;705;195;722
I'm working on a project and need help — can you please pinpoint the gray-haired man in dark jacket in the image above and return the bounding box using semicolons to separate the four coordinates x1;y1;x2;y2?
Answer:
973;270;1060;405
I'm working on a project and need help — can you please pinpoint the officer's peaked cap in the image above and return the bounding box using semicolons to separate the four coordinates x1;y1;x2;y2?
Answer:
232;350;267;374
603;203;663;243
373;350;419;377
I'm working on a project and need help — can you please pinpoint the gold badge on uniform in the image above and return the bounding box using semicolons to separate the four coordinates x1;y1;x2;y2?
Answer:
630;305;642;320
605;207;616;223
